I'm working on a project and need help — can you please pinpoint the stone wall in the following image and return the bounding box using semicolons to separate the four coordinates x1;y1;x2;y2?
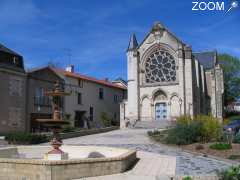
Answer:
0;69;27;133
0;149;136;180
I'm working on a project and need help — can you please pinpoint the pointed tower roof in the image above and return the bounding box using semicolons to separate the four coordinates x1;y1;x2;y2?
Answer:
127;33;138;51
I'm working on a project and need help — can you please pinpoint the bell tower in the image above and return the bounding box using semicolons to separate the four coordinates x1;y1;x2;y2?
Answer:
126;34;140;120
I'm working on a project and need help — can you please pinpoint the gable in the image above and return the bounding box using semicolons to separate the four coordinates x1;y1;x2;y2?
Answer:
138;22;185;59
28;67;63;83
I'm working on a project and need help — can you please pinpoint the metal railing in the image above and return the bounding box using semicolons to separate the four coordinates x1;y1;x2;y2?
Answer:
34;97;51;107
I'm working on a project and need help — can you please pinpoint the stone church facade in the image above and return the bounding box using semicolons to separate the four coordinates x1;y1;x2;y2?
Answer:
120;22;224;127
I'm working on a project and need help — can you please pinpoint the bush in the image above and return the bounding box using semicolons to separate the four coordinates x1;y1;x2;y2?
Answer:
209;143;232;150
176;115;192;125
5;132;48;145
165;121;202;145
182;177;192;180
100;112;112;127
228;155;240;160
148;130;161;136
163;115;223;145
217;165;240;180
62;126;76;133
195;115;222;142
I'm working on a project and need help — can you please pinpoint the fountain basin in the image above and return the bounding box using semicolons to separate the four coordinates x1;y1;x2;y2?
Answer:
0;146;137;180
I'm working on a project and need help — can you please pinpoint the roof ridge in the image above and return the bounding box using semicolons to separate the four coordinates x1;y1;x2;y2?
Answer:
0;43;21;56
51;67;126;90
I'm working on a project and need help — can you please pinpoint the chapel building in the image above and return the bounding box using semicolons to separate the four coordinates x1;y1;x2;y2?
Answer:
120;22;224;127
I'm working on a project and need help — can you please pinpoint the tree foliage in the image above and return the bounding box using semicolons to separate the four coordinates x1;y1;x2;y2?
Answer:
218;54;240;104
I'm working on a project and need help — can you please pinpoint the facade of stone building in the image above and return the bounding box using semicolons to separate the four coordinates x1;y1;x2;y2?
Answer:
0;44;27;132
121;22;224;127
26;67;64;132
0;43;126;133
27;66;126;131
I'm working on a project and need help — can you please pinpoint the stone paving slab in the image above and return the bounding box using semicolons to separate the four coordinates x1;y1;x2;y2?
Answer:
63;129;238;176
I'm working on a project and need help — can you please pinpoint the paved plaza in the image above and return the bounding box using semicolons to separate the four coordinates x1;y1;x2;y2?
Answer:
62;129;238;179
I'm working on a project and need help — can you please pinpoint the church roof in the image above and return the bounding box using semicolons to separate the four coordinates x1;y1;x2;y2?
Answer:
193;51;217;69
127;34;138;51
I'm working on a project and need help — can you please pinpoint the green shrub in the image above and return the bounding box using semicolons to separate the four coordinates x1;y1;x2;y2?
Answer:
176;115;192;125
228;155;240;160
209;143;232;150
217;165;240;180
195;115;222;142
182;177;192;180
148;130;161;136
62;126;76;133
100;112;112;127
5;132;48;145
164;115;223;145
165;121;202;145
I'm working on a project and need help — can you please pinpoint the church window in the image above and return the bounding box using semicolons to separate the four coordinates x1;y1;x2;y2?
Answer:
145;49;176;83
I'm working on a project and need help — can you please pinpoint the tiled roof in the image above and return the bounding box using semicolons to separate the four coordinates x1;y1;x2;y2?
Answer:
193;51;217;69
51;67;127;90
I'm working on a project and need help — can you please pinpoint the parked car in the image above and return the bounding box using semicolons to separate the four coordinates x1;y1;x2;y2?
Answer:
224;120;240;133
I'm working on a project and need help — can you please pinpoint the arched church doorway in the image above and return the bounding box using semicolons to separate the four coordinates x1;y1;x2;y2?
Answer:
153;89;168;121
155;102;167;120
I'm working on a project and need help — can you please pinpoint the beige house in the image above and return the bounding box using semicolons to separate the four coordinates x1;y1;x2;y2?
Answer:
27;66;126;131
121;22;224;128
0;44;27;133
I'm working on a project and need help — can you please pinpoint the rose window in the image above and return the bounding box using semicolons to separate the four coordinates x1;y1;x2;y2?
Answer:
145;50;176;83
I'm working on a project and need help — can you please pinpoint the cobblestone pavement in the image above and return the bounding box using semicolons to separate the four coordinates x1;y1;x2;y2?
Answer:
63;129;238;176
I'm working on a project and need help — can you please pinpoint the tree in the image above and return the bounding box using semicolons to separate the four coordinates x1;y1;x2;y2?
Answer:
218;54;240;105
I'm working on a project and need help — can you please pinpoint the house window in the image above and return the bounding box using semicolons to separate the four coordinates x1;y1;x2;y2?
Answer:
35;87;44;98
114;95;118;103
78;79;83;88
34;87;51;107
90;106;93;121
99;88;104;99
77;93;82;105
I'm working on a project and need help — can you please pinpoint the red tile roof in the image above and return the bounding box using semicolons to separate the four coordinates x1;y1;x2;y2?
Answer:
51;67;127;90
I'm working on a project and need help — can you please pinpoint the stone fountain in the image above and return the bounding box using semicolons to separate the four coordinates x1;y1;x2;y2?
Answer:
36;81;71;160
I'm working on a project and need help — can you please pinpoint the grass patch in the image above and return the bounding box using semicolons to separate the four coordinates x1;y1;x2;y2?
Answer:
209;143;232;150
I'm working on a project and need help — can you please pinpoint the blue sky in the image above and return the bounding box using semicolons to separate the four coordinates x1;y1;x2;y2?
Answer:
0;0;239;80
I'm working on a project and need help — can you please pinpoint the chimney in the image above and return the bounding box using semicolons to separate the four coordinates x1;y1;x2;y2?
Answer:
104;78;109;82
66;65;74;73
